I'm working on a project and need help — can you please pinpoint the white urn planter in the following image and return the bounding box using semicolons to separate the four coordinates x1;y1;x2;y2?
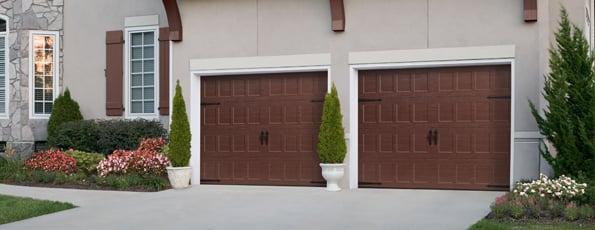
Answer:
320;163;344;192
166;166;192;189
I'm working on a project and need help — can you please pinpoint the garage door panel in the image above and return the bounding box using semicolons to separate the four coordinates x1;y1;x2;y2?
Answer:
201;72;326;186
360;65;510;190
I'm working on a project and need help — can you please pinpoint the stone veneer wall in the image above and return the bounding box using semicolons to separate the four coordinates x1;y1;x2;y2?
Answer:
0;0;63;158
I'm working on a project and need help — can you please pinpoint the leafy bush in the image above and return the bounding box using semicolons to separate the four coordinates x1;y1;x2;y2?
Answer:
512;174;587;200
578;205;595;219
96;119;166;155
50;120;99;153
94;174;168;191
168;81;191;167
97;139;170;176
24;150;77;174
529;8;595;179
564;204;579;221
50;119;166;155
65;150;104;175
317;84;347;164
47;89;83;147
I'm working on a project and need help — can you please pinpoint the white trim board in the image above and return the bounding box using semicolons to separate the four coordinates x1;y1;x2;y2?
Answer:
190;53;331;72
189;63;332;185
348;57;516;190
349;45;515;65
124;15;159;27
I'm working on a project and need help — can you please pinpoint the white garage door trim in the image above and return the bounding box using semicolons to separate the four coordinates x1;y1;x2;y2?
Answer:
348;46;516;190
189;54;331;185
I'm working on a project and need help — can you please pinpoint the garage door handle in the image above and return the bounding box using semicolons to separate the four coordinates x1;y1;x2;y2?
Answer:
259;130;265;145
432;129;438;146
427;129;433;146
264;131;269;145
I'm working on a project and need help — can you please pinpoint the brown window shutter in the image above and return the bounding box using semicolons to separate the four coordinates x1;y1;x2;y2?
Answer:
105;30;124;116
159;27;170;115
524;0;537;22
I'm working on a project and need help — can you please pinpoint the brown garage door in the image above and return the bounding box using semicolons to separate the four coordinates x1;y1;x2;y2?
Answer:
359;65;511;190
200;72;327;186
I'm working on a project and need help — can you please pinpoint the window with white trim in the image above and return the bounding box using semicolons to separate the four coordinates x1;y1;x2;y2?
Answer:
30;32;59;117
0;18;7;116
126;28;158;117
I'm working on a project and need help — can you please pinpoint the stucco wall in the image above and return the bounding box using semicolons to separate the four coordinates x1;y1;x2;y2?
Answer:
63;0;167;120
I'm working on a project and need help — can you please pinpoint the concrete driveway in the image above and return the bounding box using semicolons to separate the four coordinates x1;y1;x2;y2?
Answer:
0;184;502;230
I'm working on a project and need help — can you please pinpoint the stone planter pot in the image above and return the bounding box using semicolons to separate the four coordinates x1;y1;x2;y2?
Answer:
319;163;344;192
166;166;192;189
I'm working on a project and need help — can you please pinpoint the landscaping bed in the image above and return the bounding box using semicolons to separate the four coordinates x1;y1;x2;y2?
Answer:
1;136;172;192
470;219;595;230
0;195;75;225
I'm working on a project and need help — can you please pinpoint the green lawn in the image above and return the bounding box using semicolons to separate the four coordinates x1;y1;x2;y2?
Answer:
469;219;595;230
0;194;75;225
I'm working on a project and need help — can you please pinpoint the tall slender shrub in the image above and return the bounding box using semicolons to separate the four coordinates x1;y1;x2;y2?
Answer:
168;81;191;167
529;8;595;179
317;84;347;164
48;89;83;147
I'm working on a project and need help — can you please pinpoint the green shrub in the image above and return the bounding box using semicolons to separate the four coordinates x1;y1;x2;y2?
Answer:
316;84;347;164
0;160;25;181
65;150;104;175
550;200;566;218
578;205;594;219
48;89;84;147
564;205;580;221
168;81;191;167
529;8;595;179
491;203;510;219
50;119;166;155
509;203;524;219
94;174;168;191
50;120;99;152
96;119;166;155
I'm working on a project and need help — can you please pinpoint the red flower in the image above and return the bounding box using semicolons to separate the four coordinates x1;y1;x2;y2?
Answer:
25;149;78;174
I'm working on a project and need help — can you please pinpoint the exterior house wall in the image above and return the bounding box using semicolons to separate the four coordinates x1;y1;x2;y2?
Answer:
62;0;168;121
0;0;64;158
172;0;589;187
49;0;591;188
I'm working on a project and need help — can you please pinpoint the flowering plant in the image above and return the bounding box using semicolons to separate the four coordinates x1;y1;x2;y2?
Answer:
25;149;78;174
97;138;170;176
512;174;587;200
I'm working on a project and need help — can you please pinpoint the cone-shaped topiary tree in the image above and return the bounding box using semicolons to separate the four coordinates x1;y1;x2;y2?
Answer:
529;8;595;179
317;84;347;164
48;89;83;147
169;80;192;167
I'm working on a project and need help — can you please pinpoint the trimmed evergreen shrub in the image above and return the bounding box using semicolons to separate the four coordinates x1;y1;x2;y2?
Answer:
96;119;166;155
47;89;83;147
529;8;595;179
50;119;166;155
168;81;191;167
316;84;347;164
50;120;99;153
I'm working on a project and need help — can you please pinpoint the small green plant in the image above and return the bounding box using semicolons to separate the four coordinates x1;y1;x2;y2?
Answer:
564;205;579;221
316;84;347;164
47;89;83;147
168;81;191;167
490;203;510;219
65;150;104;175
509;202;524;219
578;205;594;219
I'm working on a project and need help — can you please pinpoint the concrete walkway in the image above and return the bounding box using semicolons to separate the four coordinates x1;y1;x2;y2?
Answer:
0;184;502;230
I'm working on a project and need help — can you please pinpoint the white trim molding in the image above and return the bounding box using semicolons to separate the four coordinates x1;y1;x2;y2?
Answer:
29;30;60;119
190;53;331;72
348;45;516;190
189;53;332;185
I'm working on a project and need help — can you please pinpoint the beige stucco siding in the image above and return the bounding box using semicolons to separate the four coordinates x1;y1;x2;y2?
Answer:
63;0;167;119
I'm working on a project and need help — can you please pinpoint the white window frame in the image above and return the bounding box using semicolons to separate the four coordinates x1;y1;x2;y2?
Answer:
124;26;159;119
29;30;60;119
0;15;9;119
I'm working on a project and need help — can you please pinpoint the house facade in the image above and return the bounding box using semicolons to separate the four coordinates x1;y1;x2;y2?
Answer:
1;0;593;190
